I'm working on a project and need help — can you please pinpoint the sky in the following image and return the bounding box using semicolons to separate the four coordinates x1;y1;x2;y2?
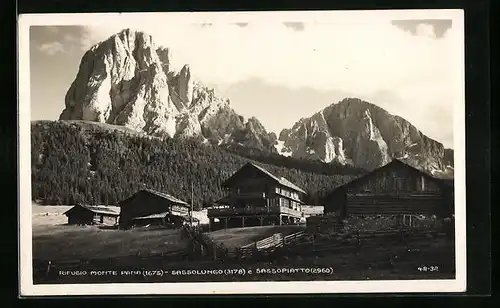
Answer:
28;14;461;149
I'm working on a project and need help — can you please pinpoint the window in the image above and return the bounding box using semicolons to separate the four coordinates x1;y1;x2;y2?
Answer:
271;198;279;207
281;198;290;208
416;176;429;192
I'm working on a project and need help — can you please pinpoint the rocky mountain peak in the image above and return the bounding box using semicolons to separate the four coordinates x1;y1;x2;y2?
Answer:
59;28;277;150
156;47;171;74
177;64;194;105
278;97;453;175
228;116;278;153
246;116;266;131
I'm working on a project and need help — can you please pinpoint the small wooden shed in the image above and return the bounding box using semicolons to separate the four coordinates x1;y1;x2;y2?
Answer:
118;188;190;228
64;204;120;226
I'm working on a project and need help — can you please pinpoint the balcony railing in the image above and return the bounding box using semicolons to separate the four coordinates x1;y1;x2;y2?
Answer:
273;191;303;203
207;205;302;218
233;192;266;199
279;206;303;216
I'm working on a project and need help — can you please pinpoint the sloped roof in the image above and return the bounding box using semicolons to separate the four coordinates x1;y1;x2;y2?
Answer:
325;159;453;199
276;175;307;195
132;212;170;220
142;189;188;205
213;195;232;205
133;212;196;221
64;204;120;216
224;162;306;194
119;188;189;207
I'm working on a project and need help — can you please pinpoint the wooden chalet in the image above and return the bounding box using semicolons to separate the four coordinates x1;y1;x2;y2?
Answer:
117;189;190;228
323;159;454;220
64;204;120;226
207;162;306;230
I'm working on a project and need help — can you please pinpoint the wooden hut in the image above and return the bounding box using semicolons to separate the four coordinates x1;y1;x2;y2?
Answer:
118;189;190;228
319;159;454;231
64;204;120;226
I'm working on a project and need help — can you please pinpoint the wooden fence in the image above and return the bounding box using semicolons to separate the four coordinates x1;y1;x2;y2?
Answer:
181;224;233;261
276;228;446;258
240;230;306;250
234;230;306;259
234;227;446;261
188;227;442;262
283;230;306;245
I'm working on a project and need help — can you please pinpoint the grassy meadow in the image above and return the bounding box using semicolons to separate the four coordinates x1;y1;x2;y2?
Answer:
31;204;190;261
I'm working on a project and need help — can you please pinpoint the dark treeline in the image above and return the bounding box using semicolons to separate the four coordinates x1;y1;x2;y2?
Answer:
31;121;362;209
221;143;367;176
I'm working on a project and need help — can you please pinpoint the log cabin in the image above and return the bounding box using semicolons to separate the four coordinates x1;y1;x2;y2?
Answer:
64;204;120;226
207;162;306;230
118;189;190;228
323;159;454;224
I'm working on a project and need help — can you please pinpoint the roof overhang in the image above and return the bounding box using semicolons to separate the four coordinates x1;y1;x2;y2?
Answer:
324;159;452;200
222;162;306;194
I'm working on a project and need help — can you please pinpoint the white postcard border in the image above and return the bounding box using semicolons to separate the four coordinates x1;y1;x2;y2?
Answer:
18;9;467;296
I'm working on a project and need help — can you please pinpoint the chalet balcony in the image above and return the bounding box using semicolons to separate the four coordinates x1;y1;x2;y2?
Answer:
273;191;303;203
207;205;302;218
233;192;267;199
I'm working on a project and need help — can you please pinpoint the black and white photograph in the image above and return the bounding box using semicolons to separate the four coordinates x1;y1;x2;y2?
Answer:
18;10;466;296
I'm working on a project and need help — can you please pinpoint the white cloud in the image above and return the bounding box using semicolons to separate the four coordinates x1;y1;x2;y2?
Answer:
74;19;459;148
37;41;66;55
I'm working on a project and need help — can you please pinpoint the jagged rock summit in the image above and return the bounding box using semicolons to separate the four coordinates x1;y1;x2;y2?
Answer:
278;98;454;175
60;28;277;149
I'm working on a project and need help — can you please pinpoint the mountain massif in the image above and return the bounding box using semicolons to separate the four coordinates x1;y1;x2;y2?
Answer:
60;29;277;152
278;98;454;175
57;28;453;177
